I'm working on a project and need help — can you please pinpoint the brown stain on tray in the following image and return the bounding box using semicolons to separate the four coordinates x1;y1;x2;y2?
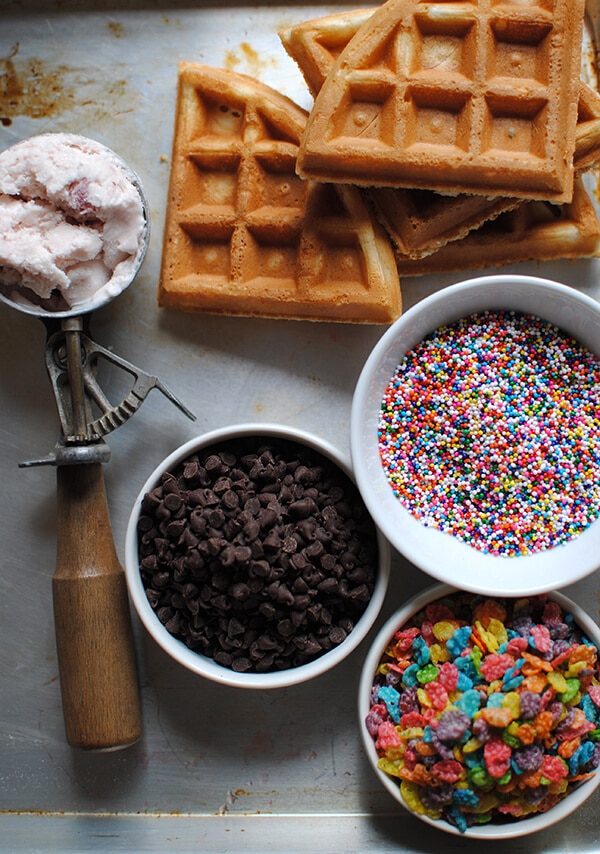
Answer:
223;42;278;79
0;43;78;125
0;42;130;127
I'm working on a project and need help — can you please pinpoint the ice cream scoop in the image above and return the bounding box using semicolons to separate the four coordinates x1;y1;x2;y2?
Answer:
0;133;193;750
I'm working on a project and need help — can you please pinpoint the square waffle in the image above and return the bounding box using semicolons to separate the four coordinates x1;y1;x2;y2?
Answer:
296;0;586;203
159;63;402;324
282;7;600;258
396;176;600;275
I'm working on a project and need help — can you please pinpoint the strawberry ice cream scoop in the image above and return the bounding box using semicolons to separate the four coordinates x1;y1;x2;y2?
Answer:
0;133;148;314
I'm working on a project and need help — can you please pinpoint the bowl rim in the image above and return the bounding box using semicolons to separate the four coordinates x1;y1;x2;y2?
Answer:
350;273;600;596
125;421;391;689
358;582;600;839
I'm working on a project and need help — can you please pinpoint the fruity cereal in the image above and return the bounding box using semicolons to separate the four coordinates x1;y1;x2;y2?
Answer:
365;590;600;832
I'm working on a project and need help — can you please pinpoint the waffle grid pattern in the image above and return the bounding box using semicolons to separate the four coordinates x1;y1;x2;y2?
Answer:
298;0;584;201
159;65;401;323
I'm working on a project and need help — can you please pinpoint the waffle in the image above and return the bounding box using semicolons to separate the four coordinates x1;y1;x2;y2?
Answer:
280;9;375;99
296;0;586;204
396;176;600;276
159;64;401;324
373;80;600;258
282;7;600;258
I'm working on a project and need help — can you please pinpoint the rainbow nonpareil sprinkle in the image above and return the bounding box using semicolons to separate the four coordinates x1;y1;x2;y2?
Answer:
378;311;600;556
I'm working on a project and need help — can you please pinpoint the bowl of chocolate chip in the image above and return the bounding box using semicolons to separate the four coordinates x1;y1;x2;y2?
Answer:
125;423;390;688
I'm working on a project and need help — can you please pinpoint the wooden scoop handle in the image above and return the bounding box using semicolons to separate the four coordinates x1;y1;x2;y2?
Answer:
53;462;142;750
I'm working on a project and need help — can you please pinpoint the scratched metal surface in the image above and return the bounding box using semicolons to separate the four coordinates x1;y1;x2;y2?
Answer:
2;2;600;851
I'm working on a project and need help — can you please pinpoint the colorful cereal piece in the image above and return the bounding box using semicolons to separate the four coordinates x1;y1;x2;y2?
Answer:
480;706;514;729
424;680;449;711
484;736;512;778
400;780;442;819
473;599;507;628
376;720;403;753
416;663;439;684
433;620;461;644
438;662;459;692
378;686;400;723
366;592;600;832
530;624;552;653
446;625;473;656
480;653;514;682
455;688;481;718
432;758;465;784
540;755;569;784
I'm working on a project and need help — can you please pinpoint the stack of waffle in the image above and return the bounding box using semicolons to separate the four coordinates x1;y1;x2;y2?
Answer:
288;0;600;273
159;0;600;323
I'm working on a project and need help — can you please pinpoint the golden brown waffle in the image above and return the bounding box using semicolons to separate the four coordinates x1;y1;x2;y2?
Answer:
396;177;600;275
296;0;586;203
159;63;401;323
282;7;600;258
280;9;374;99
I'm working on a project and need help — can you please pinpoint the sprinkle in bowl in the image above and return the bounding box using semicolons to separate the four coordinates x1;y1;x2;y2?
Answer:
125;423;390;689
358;583;600;839
350;274;600;596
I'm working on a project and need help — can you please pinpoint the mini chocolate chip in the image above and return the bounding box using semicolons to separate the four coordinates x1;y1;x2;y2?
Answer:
137;515;154;533
314;527;332;543
293;594;312;610
161;474;180;495
277;619;295;639
167;519;186;539
317;577;338;595
188;488;218;507
329;626;347;645
263;531;281;553
234;545;252;564
157;605;174;624
250;559;270;578
282;536;298;554
292;576;309;594
276;584;294;607
207;537;225;556
259;602;277;620
164;492;183;513
230;582;250;601
145;588;161;608
320;553;336;571
242;519;260;542
222;489;239;510
304;542;324;561
190;509;207;535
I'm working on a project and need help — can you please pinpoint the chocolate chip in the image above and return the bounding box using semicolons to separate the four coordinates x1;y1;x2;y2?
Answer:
137;437;378;674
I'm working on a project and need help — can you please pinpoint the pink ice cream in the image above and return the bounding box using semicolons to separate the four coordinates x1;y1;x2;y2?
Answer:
0;133;147;313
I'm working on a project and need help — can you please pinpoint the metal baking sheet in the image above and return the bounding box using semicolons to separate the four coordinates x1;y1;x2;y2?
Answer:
2;2;600;851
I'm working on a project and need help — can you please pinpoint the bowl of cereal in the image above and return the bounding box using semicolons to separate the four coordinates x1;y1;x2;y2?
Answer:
359;583;600;838
125;423;390;688
350;274;600;596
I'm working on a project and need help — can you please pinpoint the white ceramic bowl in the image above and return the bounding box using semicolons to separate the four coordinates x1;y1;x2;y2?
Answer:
350;274;600;596
359;583;600;839
125;423;390;689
